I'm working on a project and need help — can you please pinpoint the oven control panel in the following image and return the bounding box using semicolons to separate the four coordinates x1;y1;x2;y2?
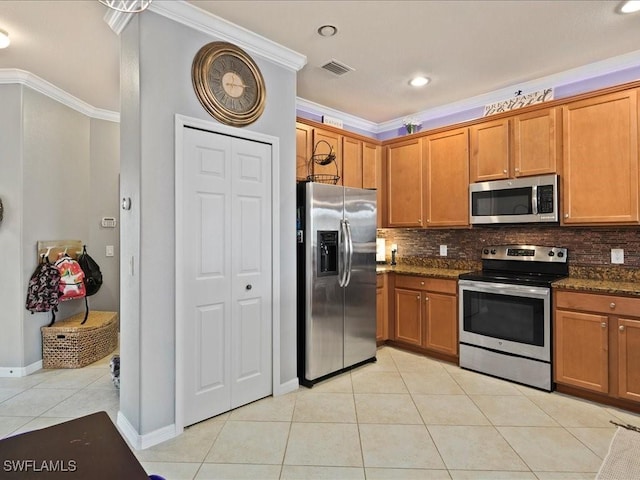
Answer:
481;245;567;263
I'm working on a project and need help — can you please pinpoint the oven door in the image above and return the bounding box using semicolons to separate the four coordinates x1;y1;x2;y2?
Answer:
458;279;550;362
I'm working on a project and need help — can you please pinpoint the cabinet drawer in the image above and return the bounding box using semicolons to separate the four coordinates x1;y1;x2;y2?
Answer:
394;275;456;294
556;290;640;317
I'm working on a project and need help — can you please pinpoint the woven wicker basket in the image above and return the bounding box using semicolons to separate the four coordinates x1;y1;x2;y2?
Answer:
41;311;118;369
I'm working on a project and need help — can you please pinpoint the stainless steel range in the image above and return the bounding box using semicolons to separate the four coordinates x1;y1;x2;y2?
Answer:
458;245;569;391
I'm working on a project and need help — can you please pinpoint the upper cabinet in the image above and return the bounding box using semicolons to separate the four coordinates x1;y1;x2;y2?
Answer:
470;118;510;182
422;127;469;227
512;107;560;177
562;89;639;225
296;123;313;182
312;128;343;186
342;136;363;188
470;109;559;183
386;138;425;227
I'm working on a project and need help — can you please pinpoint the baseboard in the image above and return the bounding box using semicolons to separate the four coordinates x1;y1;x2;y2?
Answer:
117;411;178;450
0;360;43;377
275;377;299;396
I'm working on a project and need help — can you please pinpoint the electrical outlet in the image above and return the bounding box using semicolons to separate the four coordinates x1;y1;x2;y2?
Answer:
440;245;448;256
106;245;114;257
611;248;624;264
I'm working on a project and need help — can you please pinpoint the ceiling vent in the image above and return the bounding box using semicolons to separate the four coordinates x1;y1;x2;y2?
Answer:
321;59;355;76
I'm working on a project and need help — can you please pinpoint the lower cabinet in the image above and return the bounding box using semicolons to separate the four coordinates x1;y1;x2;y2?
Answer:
554;290;640;404
376;274;388;343
393;275;458;359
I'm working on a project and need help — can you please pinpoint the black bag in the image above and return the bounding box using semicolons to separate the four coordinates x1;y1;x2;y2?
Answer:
77;245;103;325
78;245;103;297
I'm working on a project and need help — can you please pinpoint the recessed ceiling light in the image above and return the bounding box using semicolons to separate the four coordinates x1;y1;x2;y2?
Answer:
620;0;640;13
0;30;10;49
317;25;338;37
409;76;430;87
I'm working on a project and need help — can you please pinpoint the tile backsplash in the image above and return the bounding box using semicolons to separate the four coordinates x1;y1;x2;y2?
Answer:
378;226;640;280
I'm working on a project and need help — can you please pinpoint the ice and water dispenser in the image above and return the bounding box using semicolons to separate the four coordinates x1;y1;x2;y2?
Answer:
317;231;338;276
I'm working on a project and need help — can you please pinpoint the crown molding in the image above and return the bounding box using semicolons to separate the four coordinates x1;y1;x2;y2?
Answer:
378;48;640;133
0;69;120;122
148;1;306;71
296;97;378;133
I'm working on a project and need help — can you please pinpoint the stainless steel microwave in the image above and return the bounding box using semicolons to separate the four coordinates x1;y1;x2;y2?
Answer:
469;174;559;224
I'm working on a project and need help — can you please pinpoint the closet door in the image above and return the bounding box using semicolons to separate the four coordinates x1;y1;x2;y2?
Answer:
179;127;272;427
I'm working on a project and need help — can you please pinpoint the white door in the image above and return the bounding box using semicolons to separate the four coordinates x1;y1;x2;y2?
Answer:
180;126;272;427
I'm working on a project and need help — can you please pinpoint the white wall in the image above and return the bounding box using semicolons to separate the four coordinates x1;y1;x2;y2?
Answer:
119;11;298;440
0;84;120;372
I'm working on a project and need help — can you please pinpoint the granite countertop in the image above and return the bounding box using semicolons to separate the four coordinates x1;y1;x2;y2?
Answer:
377;262;640;297
376;264;470;280
552;277;640;297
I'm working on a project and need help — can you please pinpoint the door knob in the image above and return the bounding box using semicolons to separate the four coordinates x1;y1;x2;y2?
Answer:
246;284;252;290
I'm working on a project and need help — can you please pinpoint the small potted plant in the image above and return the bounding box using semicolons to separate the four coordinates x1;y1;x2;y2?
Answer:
403;117;421;134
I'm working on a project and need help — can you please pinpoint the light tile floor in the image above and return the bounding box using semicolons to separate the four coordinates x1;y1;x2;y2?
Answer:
2;346;639;479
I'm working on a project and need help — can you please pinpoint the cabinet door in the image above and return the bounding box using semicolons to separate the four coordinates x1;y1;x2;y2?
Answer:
312;129;343;186
296;123;313;181
512;107;559;177
394;288;422;346
470;118;510;182
555;309;609;393
342;136;363;188
424;292;458;356
562;89;639;224
617;317;640;402
376;274;388;342
386;139;424;227
362;142;380;189
423;128;469;227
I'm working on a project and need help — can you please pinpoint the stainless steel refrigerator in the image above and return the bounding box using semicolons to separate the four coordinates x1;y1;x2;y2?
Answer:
296;182;377;387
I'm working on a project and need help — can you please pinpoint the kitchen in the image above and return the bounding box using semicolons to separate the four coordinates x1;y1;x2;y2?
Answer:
1;2;637;476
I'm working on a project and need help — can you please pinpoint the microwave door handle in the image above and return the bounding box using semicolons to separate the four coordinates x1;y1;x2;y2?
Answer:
532;185;538;215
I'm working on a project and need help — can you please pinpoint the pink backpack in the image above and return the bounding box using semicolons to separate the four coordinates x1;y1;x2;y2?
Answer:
54;253;86;301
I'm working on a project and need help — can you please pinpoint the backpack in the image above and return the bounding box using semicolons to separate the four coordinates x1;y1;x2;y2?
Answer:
78;245;103;297
25;255;61;326
55;253;86;301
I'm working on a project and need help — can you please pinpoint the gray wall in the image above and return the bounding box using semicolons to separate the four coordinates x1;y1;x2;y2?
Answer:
0;85;120;370
119;12;297;437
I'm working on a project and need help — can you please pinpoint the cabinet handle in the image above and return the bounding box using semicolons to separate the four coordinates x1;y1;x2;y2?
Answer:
416;295;420;300
619;325;625;332
601;322;607;328
418;219;422;223
425;296;429;302
420;281;424;286
610;302;616;309
515;167;520;172
564;213;569;219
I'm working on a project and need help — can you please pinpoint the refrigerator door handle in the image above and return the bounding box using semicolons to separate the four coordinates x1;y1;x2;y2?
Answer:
338;219;348;287
344;220;354;286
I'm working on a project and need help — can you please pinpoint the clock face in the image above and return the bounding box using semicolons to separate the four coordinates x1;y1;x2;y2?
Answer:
192;42;266;126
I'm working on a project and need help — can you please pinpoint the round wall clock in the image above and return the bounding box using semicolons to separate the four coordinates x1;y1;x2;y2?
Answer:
192;42;266;127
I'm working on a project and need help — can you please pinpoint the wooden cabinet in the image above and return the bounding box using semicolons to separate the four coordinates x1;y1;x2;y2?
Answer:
312;128;343;185
376;274;389;343
386;139;425;227
562;89;639;225
296;122;313;181
470;108;559;182
555;290;640;404
422;127;469;227
470;118;510;182
393;275;458;358
512;107;559;178
342;136;363;188
362;142;380;190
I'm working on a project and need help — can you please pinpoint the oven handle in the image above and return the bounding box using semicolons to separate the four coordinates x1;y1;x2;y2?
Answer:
458;279;550;298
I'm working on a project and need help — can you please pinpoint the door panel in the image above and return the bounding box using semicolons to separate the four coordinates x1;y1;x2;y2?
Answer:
181;127;272;427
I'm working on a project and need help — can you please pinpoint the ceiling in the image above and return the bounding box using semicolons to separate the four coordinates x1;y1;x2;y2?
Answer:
0;1;639;124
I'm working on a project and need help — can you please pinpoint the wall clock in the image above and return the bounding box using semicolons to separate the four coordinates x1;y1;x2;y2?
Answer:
192;42;266;127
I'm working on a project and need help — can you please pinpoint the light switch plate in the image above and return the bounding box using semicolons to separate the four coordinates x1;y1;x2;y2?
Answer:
440;245;448;256
611;248;624;264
